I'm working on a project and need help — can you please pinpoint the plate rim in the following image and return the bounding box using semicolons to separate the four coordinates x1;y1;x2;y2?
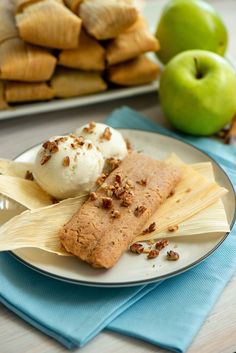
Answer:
8;128;236;287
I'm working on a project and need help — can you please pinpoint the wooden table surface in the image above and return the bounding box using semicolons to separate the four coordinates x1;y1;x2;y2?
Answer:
1;1;236;352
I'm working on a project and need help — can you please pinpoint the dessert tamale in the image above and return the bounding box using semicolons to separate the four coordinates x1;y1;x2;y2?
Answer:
108;55;160;86
51;68;107;98
59;30;105;71
16;0;82;49
77;0;138;40
0;38;56;82
106;17;160;65
5;82;54;102
0;81;8;109
0;1;18;45
60;152;182;268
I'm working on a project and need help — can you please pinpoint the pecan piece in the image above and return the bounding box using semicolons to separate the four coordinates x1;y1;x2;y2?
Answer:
167;250;180;261
40;154;51;165
130;243;144;254
101;127;112;141
155;239;169;250
106;157;121;171
134;205;147;217
101;197;113;209
111;210;121;219
96;173;107;186
142;222;156;235
83;121;96;133
43;141;59;153
147;249;159;259
121;192;133;207
136;178;147;187
62;156;70;167
90;192;97;201
25;170;34;181
168;225;179;232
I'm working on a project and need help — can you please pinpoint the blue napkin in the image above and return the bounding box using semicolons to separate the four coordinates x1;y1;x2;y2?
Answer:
0;106;235;352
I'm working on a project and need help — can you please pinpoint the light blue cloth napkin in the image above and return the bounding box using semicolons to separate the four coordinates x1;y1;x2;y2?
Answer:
0;106;235;352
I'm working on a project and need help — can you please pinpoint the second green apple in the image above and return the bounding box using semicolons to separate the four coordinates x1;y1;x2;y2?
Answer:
156;0;228;64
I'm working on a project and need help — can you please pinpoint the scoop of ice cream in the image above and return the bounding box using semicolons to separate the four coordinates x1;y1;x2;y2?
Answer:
75;122;128;160
33;135;104;199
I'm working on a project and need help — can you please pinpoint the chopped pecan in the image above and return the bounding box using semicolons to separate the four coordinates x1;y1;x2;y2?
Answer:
40;154;51;165
147;249;159;259
87;143;93;149
101;127;112;141
83;121;96;134
54;137;68;144
136;178;147;187
101;197;113;209
96;173;107;186
167;250;180;261
42;141;59;153
121;192;133;207
155;239;169;250
168;225;179;232
111;210;121;219
106;158;121;171
90;192;97;201
115;173;122;184
142;222;156;235
62;156;70;167
130;243;144;254
134;205;147;217
25;170;34;181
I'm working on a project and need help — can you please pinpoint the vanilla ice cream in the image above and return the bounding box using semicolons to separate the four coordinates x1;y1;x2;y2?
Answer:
75;122;128;160
33;135;104;199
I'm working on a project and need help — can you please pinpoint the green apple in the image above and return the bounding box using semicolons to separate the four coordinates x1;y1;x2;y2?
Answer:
156;0;228;64
159;50;236;136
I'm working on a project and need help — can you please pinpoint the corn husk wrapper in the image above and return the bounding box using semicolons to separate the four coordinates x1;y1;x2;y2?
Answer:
0;81;8;110
15;0;64;12
0;175;53;209
108;55;160;86
6;82;54;103
64;0;83;13
78;0;138;40
106;17;160;65
51;68;107;98
16;0;82;49
0;1;18;45
0;38;56;82
59;30;105;71
0;156;229;256
135;155;229;242
0;159;33;178
0;195;87;255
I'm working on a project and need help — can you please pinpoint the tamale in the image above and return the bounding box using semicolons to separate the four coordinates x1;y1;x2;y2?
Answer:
15;0;64;12
0;1;18;45
107;55;160;86
0;81;8;109
59;30;105;71
106;17;160;65
16;0;82;49
78;0;139;40
51;68;107;98
5;82;54;103
0;158;229;257
0;38;56;82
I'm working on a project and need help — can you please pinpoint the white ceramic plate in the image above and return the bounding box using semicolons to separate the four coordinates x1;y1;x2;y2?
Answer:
1;129;235;287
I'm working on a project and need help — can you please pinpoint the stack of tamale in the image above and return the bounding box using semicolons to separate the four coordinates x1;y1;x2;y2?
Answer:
0;0;160;108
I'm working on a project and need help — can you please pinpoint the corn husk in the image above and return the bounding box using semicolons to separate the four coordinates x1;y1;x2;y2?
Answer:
0;38;56;82
0;195;87;255
0;1;18;45
0;159;33;178
16;0;82;49
51;68;107;98
106;17;160;65
0;156;229;256
107;55;160;86
78;0;138;40
59;30;105;71
6;82;54;102
0;175;53;209
0;81;8;110
64;0;83;13
135;155;229;242
15;0;64;12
